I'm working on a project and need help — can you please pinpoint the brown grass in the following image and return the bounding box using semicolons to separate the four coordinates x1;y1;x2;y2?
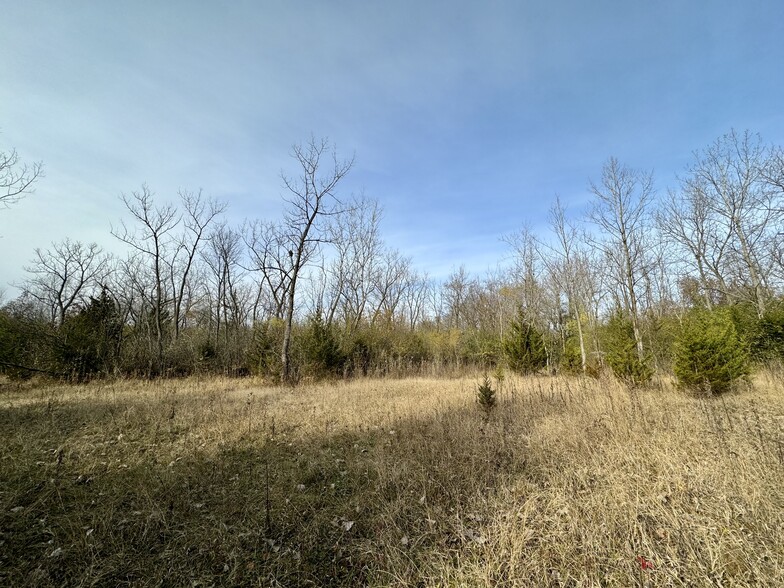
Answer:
1;371;783;586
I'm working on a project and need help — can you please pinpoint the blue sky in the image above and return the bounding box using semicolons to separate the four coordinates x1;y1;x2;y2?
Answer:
2;0;784;297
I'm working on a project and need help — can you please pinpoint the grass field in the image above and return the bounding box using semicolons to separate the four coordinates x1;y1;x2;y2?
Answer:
1;372;783;587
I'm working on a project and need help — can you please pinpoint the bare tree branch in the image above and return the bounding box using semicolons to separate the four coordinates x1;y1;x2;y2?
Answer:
0;146;44;208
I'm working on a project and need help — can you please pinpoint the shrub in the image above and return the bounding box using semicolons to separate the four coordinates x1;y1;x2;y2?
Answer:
645;314;679;372
344;329;375;376
162;330;215;377
602;314;653;386
674;308;750;395
559;320;585;374
54;290;123;381
747;300;784;362
390;327;432;367
300;312;345;378
476;375;497;417
0;304;47;380
248;319;284;380
459;329;501;368
504;308;547;374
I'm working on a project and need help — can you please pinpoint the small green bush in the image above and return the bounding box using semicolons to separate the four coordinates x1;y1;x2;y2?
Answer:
459;329;502;368
0;303;46;380
300;312;345;378
476;375;497;416
748;301;784;361
674;308;750;395
55;290;123;381
248;319;284;380
504;308;547;374
602;314;653;386
559;320;584;374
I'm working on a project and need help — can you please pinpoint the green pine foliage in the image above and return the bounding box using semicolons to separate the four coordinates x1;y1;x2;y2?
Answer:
674;308;750;395
248;319;284;380
602;314;653;386
0;302;47;380
55;289;123;381
459;328;502;368
301;312;345;378
742;300;784;362
476;375;497;416
645;314;679;372
504;308;547;374
559;320;584;374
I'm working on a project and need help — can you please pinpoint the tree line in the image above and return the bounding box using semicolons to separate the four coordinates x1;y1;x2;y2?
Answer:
1;130;783;391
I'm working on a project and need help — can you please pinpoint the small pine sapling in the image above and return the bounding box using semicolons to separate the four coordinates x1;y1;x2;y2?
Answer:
476;375;497;417
603;313;654;386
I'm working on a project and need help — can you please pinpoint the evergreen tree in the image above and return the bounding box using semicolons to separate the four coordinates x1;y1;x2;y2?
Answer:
0;302;48;379
603;313;653;386
301;311;345;378
249;319;284;380
674;308;750;395
55;288;123;381
476;375;497;418
560;320;585;374
743;300;784;362
504;308;547;374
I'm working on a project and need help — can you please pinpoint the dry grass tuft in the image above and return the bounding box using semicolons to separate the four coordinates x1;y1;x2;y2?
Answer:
1;372;783;586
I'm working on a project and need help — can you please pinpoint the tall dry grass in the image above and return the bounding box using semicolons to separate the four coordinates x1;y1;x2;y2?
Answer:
1;371;782;586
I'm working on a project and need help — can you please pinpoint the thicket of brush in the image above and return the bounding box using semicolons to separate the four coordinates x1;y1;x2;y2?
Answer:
1;372;782;586
2;296;783;396
4;130;784;395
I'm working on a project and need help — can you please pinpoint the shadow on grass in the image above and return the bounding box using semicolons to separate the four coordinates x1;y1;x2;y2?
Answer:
0;386;542;587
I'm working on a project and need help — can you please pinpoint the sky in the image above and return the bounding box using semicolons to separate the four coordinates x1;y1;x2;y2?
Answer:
2;0;784;298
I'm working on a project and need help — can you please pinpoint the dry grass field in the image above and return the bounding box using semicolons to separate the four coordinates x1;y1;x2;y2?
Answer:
1;371;783;587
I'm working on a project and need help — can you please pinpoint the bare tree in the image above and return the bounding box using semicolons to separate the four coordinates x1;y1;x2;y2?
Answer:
682;130;780;316
458;272;512;335
169;190;226;339
540;198;590;373
400;270;432;330
324;196;383;331
278;137;354;384
112;186;223;372
657;185;731;309
764;144;784;192
110;252;159;367
202;223;248;355
504;225;550;328
588;157;655;359
1;144;43;208
318;196;418;333
245;220;292;322
442;266;472;330
763;145;784;287
369;248;413;326
112;186;180;372
21;239;107;326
